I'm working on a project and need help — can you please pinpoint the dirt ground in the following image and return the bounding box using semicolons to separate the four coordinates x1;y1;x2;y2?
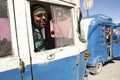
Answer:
88;57;120;80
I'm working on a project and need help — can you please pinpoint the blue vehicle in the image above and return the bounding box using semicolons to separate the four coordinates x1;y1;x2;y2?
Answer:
0;0;90;80
81;14;120;74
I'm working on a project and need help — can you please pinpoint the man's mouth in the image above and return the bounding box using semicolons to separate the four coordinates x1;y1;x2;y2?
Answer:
40;23;45;25
40;23;46;27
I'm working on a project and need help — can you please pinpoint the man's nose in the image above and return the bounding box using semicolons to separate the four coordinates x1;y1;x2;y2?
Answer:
42;15;46;19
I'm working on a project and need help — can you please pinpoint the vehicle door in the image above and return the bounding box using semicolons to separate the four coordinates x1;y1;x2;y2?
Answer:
112;26;120;57
26;1;87;80
0;0;24;80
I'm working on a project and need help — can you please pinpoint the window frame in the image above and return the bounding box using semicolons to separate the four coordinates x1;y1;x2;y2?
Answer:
27;1;76;54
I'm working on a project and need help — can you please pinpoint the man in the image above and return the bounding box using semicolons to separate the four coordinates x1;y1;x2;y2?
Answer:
106;26;111;56
31;4;48;52
106;26;110;44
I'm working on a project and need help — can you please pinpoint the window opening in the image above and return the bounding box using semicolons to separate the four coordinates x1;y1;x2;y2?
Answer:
30;2;74;52
100;25;106;43
0;0;12;57
113;27;120;41
105;25;111;56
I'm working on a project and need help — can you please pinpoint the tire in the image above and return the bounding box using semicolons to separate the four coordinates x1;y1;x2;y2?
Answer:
89;62;103;75
83;75;88;80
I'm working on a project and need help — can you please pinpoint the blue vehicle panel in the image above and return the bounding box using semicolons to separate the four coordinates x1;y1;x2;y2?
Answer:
32;56;77;80
0;66;32;80
0;68;22;80
31;52;87;80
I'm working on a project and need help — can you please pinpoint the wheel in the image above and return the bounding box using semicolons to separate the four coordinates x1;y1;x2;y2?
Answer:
83;75;88;80
89;62;103;75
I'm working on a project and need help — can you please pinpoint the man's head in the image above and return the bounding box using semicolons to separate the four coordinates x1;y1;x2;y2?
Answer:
106;26;110;34
31;4;48;29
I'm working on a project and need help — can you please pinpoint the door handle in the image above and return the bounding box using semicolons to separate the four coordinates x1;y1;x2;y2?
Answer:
47;54;55;60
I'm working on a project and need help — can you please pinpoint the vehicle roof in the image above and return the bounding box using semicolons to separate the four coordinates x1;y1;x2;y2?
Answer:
82;14;118;28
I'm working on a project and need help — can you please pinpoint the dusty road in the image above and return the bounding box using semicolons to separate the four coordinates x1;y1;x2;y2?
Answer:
88;57;120;80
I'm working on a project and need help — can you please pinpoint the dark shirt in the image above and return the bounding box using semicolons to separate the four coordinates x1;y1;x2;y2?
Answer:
32;26;45;52
106;33;110;45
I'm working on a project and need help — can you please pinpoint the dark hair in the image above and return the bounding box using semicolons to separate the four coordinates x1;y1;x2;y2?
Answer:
31;4;45;14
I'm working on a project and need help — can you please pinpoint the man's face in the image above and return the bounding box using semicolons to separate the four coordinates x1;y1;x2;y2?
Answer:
106;27;110;34
34;10;48;29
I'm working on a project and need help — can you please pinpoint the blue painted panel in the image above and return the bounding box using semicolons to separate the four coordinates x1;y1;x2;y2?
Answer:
0;68;22;80
87;23;108;66
88;43;108;66
32;56;77;80
112;42;120;57
79;53;87;79
0;66;32;80
31;54;87;80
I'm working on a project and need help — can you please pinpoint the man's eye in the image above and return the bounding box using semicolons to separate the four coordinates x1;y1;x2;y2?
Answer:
35;13;47;18
37;14;43;17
